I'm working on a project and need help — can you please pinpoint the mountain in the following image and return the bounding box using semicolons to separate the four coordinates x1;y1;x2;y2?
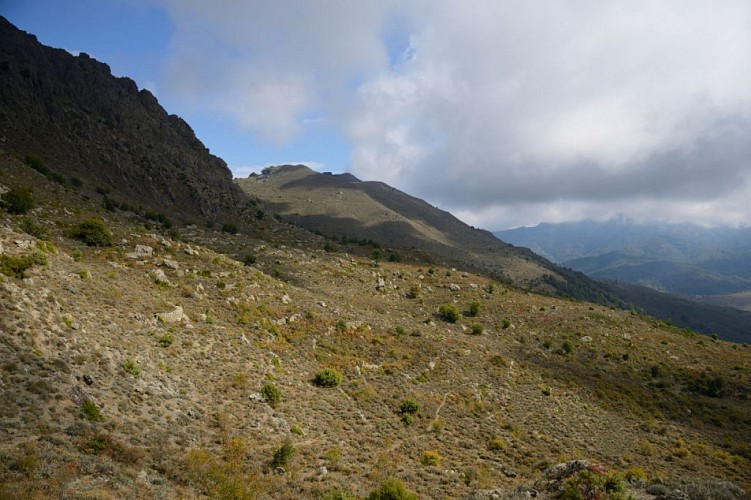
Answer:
0;16;253;227
236;165;630;309
0;18;749;498
496;219;751;310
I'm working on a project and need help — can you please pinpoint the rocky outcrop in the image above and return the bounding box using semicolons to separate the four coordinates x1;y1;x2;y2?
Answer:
0;16;249;223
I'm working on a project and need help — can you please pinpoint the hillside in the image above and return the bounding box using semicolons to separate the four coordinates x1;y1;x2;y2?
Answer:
1;153;750;498
0;17;749;499
236;166;629;309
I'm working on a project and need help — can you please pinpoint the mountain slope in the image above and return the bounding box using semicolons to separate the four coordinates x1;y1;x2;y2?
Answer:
237;166;629;308
1;153;750;497
0;16;251;226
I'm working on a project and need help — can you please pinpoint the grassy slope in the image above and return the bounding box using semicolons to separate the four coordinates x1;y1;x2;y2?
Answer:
1;154;750;498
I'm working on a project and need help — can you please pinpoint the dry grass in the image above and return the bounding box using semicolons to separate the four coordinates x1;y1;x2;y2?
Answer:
0;154;749;498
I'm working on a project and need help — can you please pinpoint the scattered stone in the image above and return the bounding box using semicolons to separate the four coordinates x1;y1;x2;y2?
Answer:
658;490;689;500
504;469;518;478
162;259;179;270
317;301;326;308
316;466;328;476
274;467;285;475
376;276;386;291
184;245;197;256
156;305;189;324
281;293;292;304
14;240;33;250
580;336;593;342
449;283;461;291
151;269;173;286
82;374;94;386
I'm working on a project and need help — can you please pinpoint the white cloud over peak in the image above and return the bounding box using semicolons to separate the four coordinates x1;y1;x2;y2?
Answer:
156;0;751;229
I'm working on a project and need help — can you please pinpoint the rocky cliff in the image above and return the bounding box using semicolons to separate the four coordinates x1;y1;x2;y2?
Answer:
0;16;248;224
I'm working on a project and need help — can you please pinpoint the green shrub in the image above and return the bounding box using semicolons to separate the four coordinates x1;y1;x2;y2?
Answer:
157;334;174;348
24;155;49;175
314;368;343;387
561;340;574;354
221;223;238;234
144;211;172;228
242;254;257;266
399;399;420;415
0;252;47;278
367;478;417;500
323;488;357;500
406;284;420;299
420;450;441;466
261;382;282;408
271;439;294;468
470;323;484;335
81;399;103;422
399;398;420;424
438;304;459;323
466;300;481;317
561;467;625;500
72;218;113;246
20;218;49;239
122;360;141;378
2;186;35;214
489;437;507;451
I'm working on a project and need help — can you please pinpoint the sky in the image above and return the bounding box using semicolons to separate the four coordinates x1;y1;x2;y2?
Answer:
3;0;751;230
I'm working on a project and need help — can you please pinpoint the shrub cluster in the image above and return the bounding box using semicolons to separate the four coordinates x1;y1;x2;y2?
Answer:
314;368;343;387
2;186;35;214
399;398;420;425
438;304;459;323
72;218;113;246
0;252;47;279
261;382;282;407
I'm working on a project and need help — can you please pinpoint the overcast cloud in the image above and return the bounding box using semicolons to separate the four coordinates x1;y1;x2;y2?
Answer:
156;0;751;229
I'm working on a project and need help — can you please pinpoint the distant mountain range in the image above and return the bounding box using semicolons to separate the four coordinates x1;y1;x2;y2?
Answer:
495;218;751;309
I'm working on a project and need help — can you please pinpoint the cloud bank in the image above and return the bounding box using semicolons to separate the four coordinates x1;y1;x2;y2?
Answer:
156;0;751;229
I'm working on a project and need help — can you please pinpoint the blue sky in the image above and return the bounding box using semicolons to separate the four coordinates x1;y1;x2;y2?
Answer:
3;1;751;230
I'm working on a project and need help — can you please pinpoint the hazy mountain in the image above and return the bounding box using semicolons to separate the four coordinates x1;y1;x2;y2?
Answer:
496;218;751;304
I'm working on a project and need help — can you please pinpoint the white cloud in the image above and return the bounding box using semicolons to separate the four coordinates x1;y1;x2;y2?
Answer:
156;0;751;229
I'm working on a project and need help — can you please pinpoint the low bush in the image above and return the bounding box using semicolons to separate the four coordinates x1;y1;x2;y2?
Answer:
314;368;343;387
271;439;294;468
420;450;441;466
122;360;141;378
72;218;113;246
0;252;47;278
438;304;459;323
2;186;35;214
367;478;417;500
466;300;481;317
80;399;103;422
261;382;282;407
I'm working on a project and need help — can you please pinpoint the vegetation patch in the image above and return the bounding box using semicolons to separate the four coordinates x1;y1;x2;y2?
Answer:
314;368;343;387
72;218;113;246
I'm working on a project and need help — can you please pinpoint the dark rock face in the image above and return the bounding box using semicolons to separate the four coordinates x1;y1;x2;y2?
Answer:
0;16;247;222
